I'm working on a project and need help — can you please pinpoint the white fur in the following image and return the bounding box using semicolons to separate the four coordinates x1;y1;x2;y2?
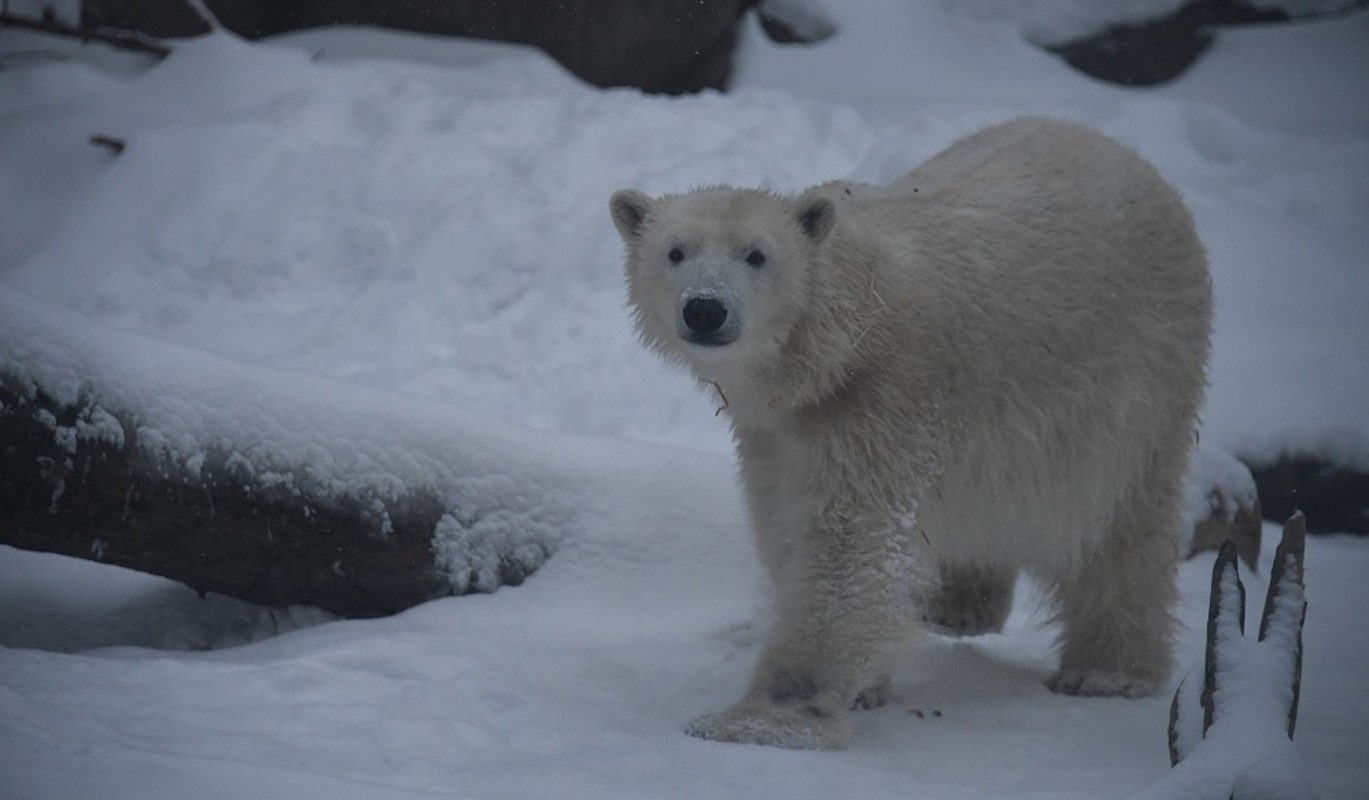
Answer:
610;117;1212;750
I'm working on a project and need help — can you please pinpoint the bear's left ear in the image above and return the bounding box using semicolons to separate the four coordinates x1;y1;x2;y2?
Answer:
795;197;835;244
610;189;653;243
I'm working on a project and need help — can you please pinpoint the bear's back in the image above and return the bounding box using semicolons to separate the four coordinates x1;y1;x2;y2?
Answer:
838;116;1209;367
808;118;1213;559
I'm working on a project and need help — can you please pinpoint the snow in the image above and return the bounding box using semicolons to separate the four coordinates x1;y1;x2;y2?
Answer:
2;2;1367;798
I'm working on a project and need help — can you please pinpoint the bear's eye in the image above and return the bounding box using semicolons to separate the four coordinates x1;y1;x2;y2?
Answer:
745;250;766;267
668;247;685;264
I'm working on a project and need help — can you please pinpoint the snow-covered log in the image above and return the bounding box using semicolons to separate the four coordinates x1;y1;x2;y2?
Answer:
0;287;566;617
1131;513;1311;799
1181;442;1263;569
0;7;173;58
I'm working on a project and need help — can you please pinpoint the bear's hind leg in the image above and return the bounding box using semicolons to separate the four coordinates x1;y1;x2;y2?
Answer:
1046;460;1182;698
925;563;1016;637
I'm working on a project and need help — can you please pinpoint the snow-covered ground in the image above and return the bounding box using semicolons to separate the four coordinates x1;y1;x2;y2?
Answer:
2;1;1367;797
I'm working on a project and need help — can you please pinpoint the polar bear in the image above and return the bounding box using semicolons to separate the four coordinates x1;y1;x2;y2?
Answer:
609;117;1212;750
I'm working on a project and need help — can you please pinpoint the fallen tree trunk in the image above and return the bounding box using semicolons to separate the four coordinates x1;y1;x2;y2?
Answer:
0;285;1265;621
1;384;452;617
0;288;563;617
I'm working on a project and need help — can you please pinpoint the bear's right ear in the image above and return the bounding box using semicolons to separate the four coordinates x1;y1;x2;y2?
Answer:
795;197;835;245
609;189;653;243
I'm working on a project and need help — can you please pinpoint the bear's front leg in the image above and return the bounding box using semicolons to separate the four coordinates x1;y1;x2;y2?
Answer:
686;515;926;750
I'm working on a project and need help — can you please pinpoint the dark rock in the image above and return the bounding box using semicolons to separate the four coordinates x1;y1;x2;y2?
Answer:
81;0;211;38
81;0;759;94
1246;454;1369;535
1045;0;1290;87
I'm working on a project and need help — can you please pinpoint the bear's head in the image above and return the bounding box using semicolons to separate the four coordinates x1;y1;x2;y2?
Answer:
609;186;835;376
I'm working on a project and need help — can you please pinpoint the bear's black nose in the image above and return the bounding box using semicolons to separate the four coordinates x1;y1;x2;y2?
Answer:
682;297;728;335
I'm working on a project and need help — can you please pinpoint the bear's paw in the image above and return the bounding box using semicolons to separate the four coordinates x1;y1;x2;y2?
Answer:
684;701;850;750
851;674;891;711
1046;668;1161;698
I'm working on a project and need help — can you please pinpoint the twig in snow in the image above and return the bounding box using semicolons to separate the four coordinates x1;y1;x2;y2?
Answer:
90;134;126;155
180;0;220;30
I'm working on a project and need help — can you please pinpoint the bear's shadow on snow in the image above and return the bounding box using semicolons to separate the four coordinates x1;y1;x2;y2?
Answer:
903;641;1055;703
702;614;1063;713
882;580;1077;713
